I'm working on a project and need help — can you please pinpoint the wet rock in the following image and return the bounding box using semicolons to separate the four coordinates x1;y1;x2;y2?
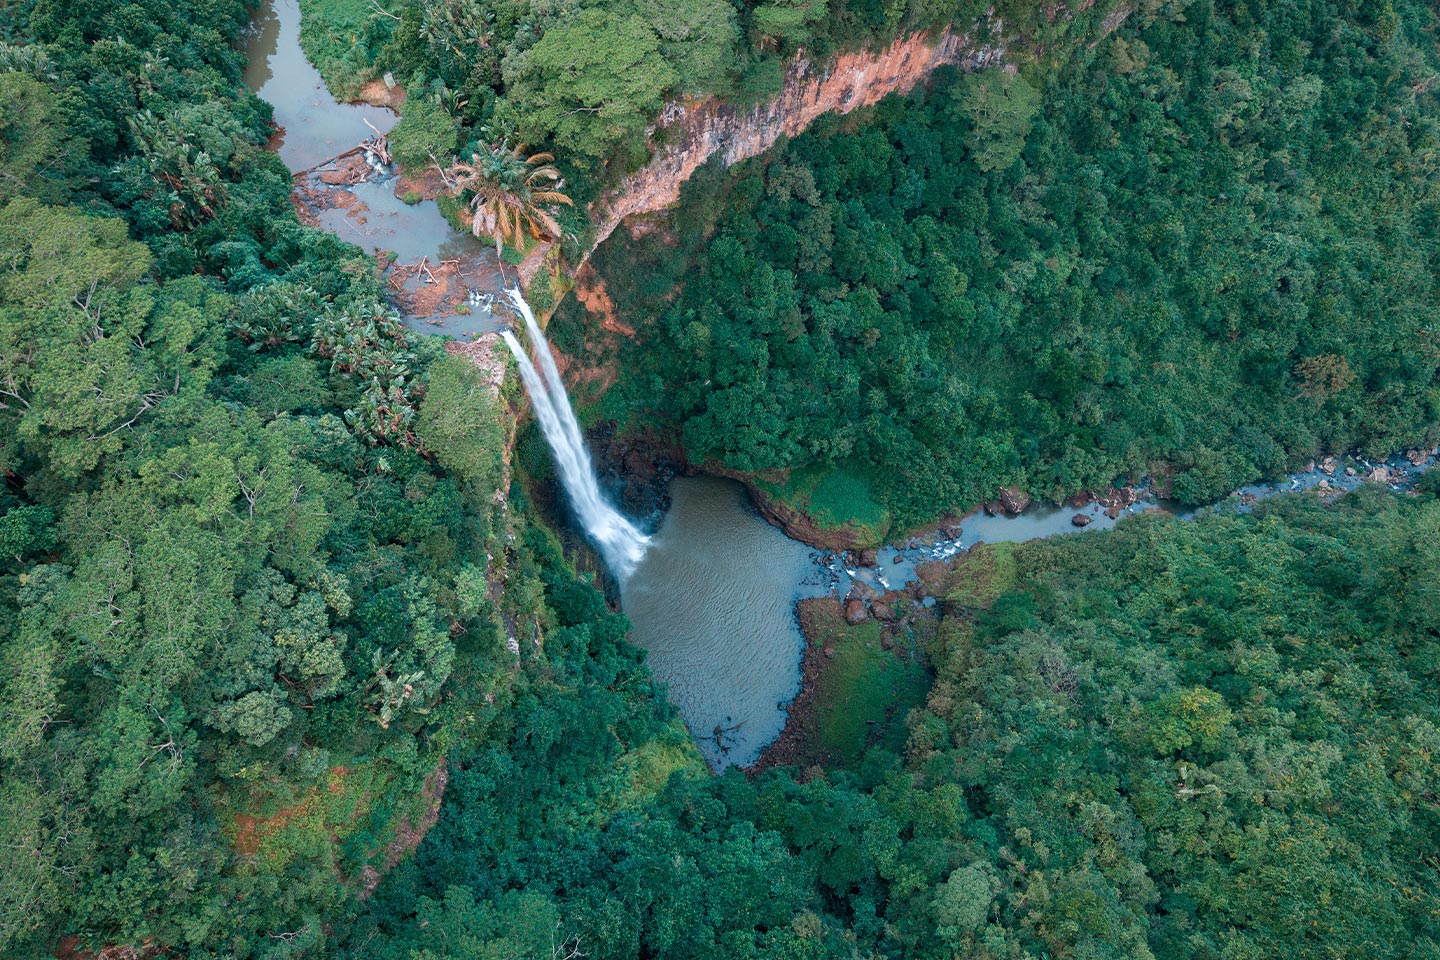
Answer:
1071;513;1092;527
847;582;878;602
871;602;898;623
941;524;964;539
999;487;1032;515
1105;504;1122;520
1321;456;1337;474
843;599;868;625
1365;465;1390;484
856;548;879;567
1408;449;1429;466
983;500;1002;517
908;581;928;600
1345;466;1357;477
1066;491;1094;508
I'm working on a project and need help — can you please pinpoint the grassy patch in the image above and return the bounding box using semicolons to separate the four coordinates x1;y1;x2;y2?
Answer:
226;764;380;870
753;464;892;546
801;602;930;768
943;541;1020;608
298;0;395;99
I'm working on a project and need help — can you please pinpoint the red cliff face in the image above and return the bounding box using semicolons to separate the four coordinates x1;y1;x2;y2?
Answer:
586;24;1007;253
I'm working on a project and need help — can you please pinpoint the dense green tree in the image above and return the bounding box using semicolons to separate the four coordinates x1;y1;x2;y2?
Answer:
577;0;1440;528
511;10;677;169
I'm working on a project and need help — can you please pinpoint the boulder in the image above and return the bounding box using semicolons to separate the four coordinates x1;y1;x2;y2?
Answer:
843;599;868;625
1066;490;1094;508
1321;456;1338;474
999;487;1032;515
1071;513;1092;527
880;635;895;651
983;500;1002;517
856;548;879;567
1345;466;1357;477
1365;465;1390;484
1408;449;1429;466
1105;504;1122;520
847;582;878;602
941;523;964;539
871;602;898;623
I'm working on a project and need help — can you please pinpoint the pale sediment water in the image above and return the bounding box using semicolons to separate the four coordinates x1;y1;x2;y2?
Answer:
502;291;650;579
241;0;395;172
621;477;820;770
242;0;503;335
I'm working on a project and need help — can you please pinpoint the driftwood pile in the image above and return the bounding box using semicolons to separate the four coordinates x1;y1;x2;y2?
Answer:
291;124;391;179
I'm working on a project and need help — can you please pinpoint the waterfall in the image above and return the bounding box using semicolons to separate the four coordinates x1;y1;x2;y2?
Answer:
500;288;650;578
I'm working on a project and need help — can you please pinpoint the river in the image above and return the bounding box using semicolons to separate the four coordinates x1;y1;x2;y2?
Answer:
242;0;504;338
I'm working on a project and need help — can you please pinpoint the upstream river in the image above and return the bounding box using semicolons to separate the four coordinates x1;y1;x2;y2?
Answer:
242;4;1438;771
242;0;504;337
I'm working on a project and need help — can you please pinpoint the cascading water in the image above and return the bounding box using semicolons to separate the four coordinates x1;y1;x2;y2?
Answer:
500;288;650;578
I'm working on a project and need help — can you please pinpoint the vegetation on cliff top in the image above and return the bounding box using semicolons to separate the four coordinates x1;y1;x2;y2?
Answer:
569;0;1440;532
301;0;1138;203
0;0;517;951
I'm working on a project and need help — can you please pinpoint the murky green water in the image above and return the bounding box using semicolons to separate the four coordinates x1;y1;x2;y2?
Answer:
622;477;820;770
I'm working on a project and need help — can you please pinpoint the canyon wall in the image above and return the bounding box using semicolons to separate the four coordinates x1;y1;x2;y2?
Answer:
585;23;1008;253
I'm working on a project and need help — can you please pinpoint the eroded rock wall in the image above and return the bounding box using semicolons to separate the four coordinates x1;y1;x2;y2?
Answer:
586;24;1007;252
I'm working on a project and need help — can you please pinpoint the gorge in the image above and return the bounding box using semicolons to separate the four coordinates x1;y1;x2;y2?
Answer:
248;0;1440;770
8;0;1440;955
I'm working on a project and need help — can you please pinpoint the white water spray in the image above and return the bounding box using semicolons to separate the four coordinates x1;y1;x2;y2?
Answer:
500;288;650;578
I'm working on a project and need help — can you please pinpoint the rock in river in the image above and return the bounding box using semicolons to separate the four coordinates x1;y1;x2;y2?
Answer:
999;486;1032;515
1072;513;1092;527
844;599;868;624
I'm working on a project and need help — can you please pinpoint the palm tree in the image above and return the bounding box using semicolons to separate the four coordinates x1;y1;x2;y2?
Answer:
446;141;573;255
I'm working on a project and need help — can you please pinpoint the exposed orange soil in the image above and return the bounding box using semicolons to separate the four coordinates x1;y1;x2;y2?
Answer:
229;765;355;857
